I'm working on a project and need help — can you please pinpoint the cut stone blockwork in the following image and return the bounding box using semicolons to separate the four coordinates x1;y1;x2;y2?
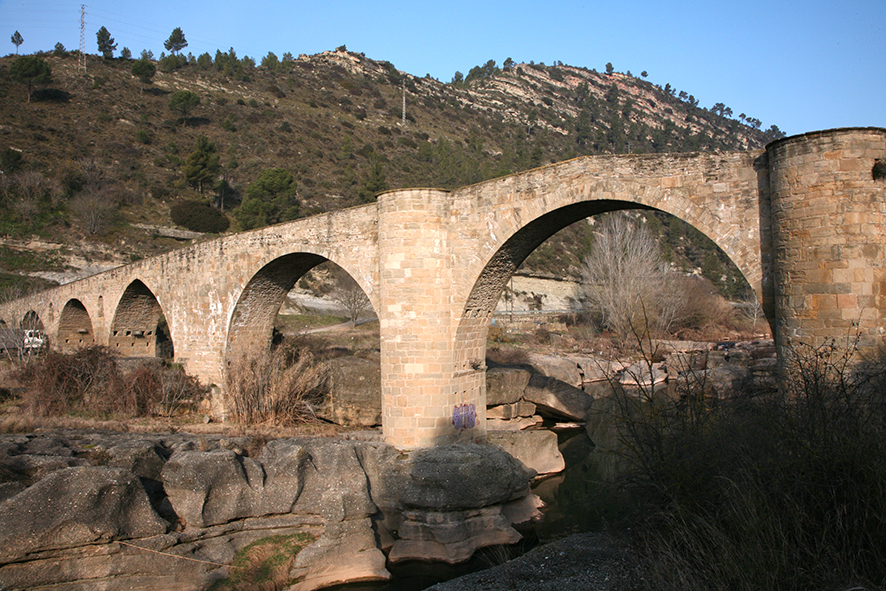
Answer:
2;128;884;449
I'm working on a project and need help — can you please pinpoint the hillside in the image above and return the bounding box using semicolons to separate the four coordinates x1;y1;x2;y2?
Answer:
0;48;782;294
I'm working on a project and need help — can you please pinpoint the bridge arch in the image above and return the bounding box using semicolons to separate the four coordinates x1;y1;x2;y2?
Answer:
109;279;173;358
452;185;765;374
57;299;95;352
225;252;378;365
21;310;44;332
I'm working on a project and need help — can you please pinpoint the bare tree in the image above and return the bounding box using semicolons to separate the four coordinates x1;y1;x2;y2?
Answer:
4;171;62;229
581;212;676;338
69;184;120;235
330;269;370;324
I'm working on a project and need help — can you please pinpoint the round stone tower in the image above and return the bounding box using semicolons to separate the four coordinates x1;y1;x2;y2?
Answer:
766;127;886;357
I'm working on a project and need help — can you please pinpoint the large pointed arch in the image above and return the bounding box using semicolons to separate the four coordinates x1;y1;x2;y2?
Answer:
225;252;378;365
453;199;766;372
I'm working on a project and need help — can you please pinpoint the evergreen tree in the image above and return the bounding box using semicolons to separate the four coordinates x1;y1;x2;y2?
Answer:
234;168;299;230
130;58;156;95
357;157;387;203
168;90;200;120
182;136;220;193
9;56;51;103
11;30;23;54
96;26;116;59
164;28;188;54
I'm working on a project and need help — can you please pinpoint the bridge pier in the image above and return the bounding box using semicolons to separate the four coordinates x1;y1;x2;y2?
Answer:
768;128;886;358
378;189;486;448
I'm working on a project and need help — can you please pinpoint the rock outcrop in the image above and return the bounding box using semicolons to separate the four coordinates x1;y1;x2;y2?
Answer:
0;432;536;591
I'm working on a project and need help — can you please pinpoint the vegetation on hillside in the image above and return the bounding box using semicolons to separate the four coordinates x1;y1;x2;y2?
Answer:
0;46;782;294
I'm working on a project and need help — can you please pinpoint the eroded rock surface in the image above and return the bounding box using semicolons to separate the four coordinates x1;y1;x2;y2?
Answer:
0;432;536;591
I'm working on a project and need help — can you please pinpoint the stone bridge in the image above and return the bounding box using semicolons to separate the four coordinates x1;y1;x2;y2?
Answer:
2;128;884;448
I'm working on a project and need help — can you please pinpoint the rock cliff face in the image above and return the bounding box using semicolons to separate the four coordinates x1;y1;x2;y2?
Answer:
0;433;536;591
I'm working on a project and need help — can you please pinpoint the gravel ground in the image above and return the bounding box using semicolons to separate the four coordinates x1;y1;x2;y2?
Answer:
427;532;649;591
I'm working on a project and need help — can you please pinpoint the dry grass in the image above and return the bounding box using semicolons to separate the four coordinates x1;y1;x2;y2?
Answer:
210;533;315;591
225;341;328;426
608;338;886;591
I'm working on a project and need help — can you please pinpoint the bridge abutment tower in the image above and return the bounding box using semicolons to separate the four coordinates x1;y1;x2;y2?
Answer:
767;128;886;357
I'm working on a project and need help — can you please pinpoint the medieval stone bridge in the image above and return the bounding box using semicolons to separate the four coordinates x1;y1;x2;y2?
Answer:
2;128;884;448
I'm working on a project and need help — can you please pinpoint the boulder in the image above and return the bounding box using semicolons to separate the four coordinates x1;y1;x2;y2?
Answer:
485;367;531;406
162;449;266;528
389;506;522;564
290;438;378;523
705;365;753;398
618;361;667;387
523;374;593;421
526;353;583;386
106;439;167;480
486;415;544;431
316;357;381;427
567;355;624;383
290;518;390;591
488;430;565;476
0;466;168;563
398;444;534;511
486;400;536;420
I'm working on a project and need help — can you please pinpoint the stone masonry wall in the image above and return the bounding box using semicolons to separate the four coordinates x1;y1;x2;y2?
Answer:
767;128;886;355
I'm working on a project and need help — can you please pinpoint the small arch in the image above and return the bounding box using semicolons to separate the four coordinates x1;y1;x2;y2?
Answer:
109;280;173;358
57;299;95;352
21;310;44;332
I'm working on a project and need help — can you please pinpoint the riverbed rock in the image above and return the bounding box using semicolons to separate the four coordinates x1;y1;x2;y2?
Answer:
0;466;168;563
488;430;565;476
290;517;391;590
486;400;536;420
389;506;522;564
523;374;594;421
316;357;381;427
527;353;583;386
486;367;532;406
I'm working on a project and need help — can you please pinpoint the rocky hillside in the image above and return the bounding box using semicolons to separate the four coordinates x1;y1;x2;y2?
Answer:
0;48;781;293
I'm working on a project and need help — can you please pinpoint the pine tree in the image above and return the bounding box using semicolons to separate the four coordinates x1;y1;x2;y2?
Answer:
164;28;188;55
11;31;23;55
96;26;117;59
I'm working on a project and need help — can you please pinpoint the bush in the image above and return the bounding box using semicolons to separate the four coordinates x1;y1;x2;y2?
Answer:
169;200;230;233
15;346;206;418
607;339;886;590
225;341;328;425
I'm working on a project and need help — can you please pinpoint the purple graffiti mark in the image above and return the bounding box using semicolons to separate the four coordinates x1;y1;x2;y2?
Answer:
452;403;476;430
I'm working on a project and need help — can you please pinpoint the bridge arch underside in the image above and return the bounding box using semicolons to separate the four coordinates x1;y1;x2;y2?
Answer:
225;252;374;366
454;199;763;371
110;280;171;358
57;299;95;352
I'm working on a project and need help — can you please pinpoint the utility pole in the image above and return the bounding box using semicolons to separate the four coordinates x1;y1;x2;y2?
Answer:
78;5;87;72
401;78;406;126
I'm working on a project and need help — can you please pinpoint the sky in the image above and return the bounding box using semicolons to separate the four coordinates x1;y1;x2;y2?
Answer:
1;0;883;137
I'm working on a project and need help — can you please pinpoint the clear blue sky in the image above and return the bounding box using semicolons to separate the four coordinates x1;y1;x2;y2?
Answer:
2;0;883;137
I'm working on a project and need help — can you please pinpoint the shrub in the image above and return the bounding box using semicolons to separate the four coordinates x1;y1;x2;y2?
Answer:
15;346;206;418
607;338;886;591
169;200;230;233
225;341;328;425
